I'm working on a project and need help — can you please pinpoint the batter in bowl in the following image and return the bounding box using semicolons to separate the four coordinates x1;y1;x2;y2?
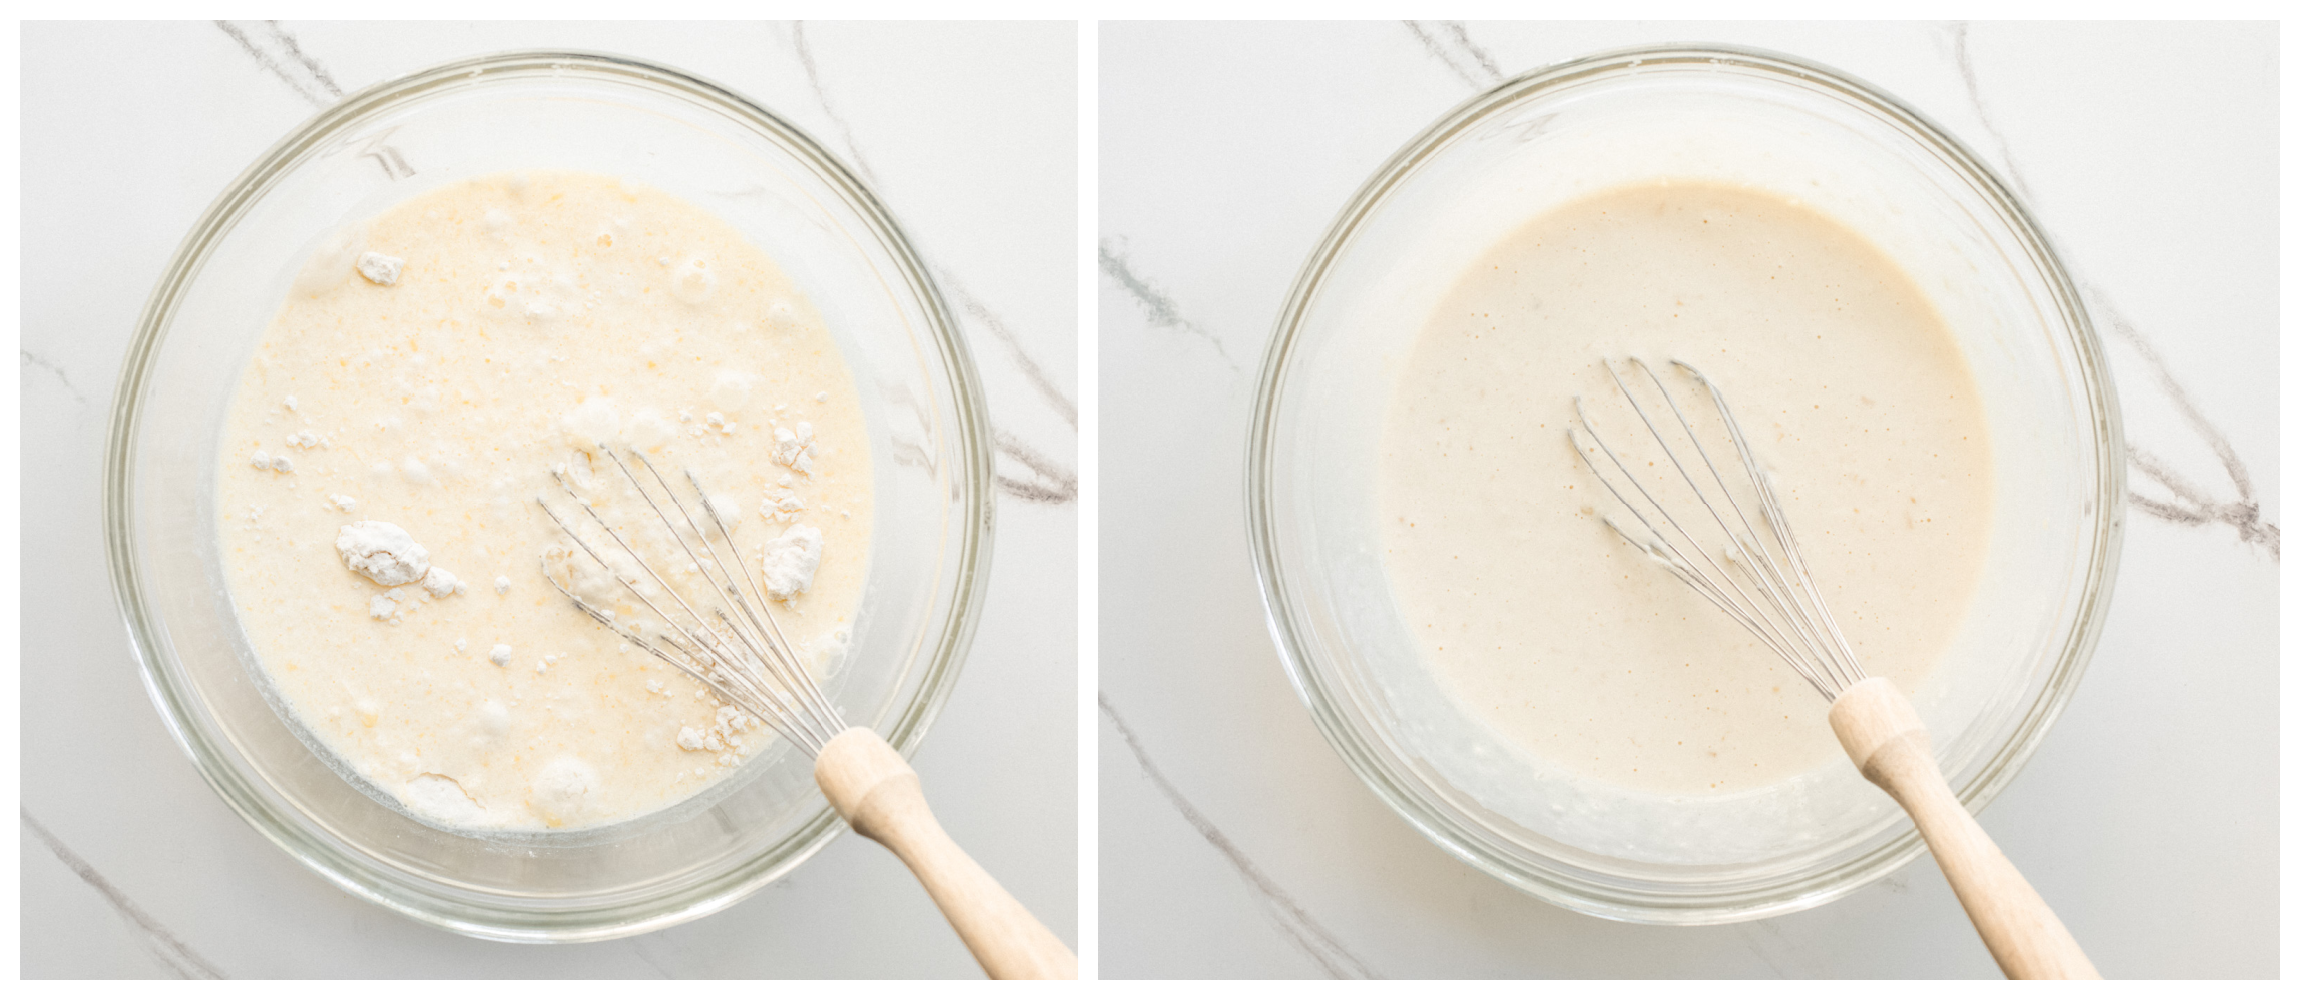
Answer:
1379;181;1993;795
217;171;872;831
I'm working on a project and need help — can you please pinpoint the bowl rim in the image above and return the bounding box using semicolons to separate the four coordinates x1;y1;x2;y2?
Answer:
102;48;996;942
1244;41;2125;924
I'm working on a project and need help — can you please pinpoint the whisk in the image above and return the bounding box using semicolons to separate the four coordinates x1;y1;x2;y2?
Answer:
1570;358;2098;980
537;446;1075;980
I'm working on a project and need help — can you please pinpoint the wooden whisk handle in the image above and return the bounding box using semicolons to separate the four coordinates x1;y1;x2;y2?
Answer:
1828;678;2100;979
813;726;1078;980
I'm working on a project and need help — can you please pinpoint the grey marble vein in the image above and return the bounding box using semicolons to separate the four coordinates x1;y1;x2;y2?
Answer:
1100;695;1379;979
1403;20;1504;90
790;22;881;190
214;20;341;108
23;809;226;979
996;427;1079;505
626;936;677;979
1733;924;1795;978
1946;22;2276;558
212;22;412;183
943;274;1078;503
21;348;89;407
1096;239;1240;373
1943;23;2031;203
2092;289;2279;557
789;21;1079;506
1734;916;1837;978
939;266;1078;429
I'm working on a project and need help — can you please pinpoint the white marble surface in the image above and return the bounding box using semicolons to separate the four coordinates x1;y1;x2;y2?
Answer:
22;21;1075;978
1099;22;2276;978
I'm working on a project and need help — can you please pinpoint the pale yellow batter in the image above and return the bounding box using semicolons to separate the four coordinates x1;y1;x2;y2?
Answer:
218;171;872;831
1380;181;1992;795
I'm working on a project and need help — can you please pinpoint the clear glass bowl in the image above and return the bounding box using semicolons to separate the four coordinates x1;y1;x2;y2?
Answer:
1247;45;2123;923
104;51;993;942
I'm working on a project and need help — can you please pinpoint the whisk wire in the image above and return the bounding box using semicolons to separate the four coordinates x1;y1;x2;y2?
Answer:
1698;378;1868;694
1602;518;1818;686
535;448;845;755
1682;371;1865;693
1624;360;1862;692
1601;363;1831;670
1571;396;1830;696
1572;357;1867;700
548;469;778;716
678;468;846;731
538;493;814;752
604;449;838;748
537;567;822;753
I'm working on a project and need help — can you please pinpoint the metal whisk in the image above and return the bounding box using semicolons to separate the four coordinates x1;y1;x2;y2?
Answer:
536;447;1075;980
1570;358;2097;980
1566;357;1863;701
536;448;843;758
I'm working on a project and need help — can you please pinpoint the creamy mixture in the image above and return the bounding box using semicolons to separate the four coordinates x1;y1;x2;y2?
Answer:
218;171;872;831
1379;181;1993;795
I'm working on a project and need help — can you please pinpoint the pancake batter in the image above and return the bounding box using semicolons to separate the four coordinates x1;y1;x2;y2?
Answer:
1379;181;1992;795
217;171;872;831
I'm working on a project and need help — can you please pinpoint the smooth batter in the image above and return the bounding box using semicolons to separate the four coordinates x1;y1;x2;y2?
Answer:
1379;181;1992;795
217;171;872;831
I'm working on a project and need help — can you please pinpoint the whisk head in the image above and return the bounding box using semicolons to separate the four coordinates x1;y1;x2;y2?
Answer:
1567;357;1866;701
535;446;846;756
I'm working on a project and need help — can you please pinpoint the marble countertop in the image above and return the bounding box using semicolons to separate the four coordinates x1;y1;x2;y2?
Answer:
22;21;1075;978
1098;21;2276;978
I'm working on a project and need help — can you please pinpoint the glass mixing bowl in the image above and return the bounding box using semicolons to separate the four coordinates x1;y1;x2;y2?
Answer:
105;51;993;942
1247;45;2122;923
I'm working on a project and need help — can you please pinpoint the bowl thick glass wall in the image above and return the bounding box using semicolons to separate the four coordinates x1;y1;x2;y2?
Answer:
1248;46;2121;923
106;52;992;942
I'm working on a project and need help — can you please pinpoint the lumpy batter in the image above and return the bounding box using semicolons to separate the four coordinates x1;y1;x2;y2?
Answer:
1379;181;1992;795
218;171;872;831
